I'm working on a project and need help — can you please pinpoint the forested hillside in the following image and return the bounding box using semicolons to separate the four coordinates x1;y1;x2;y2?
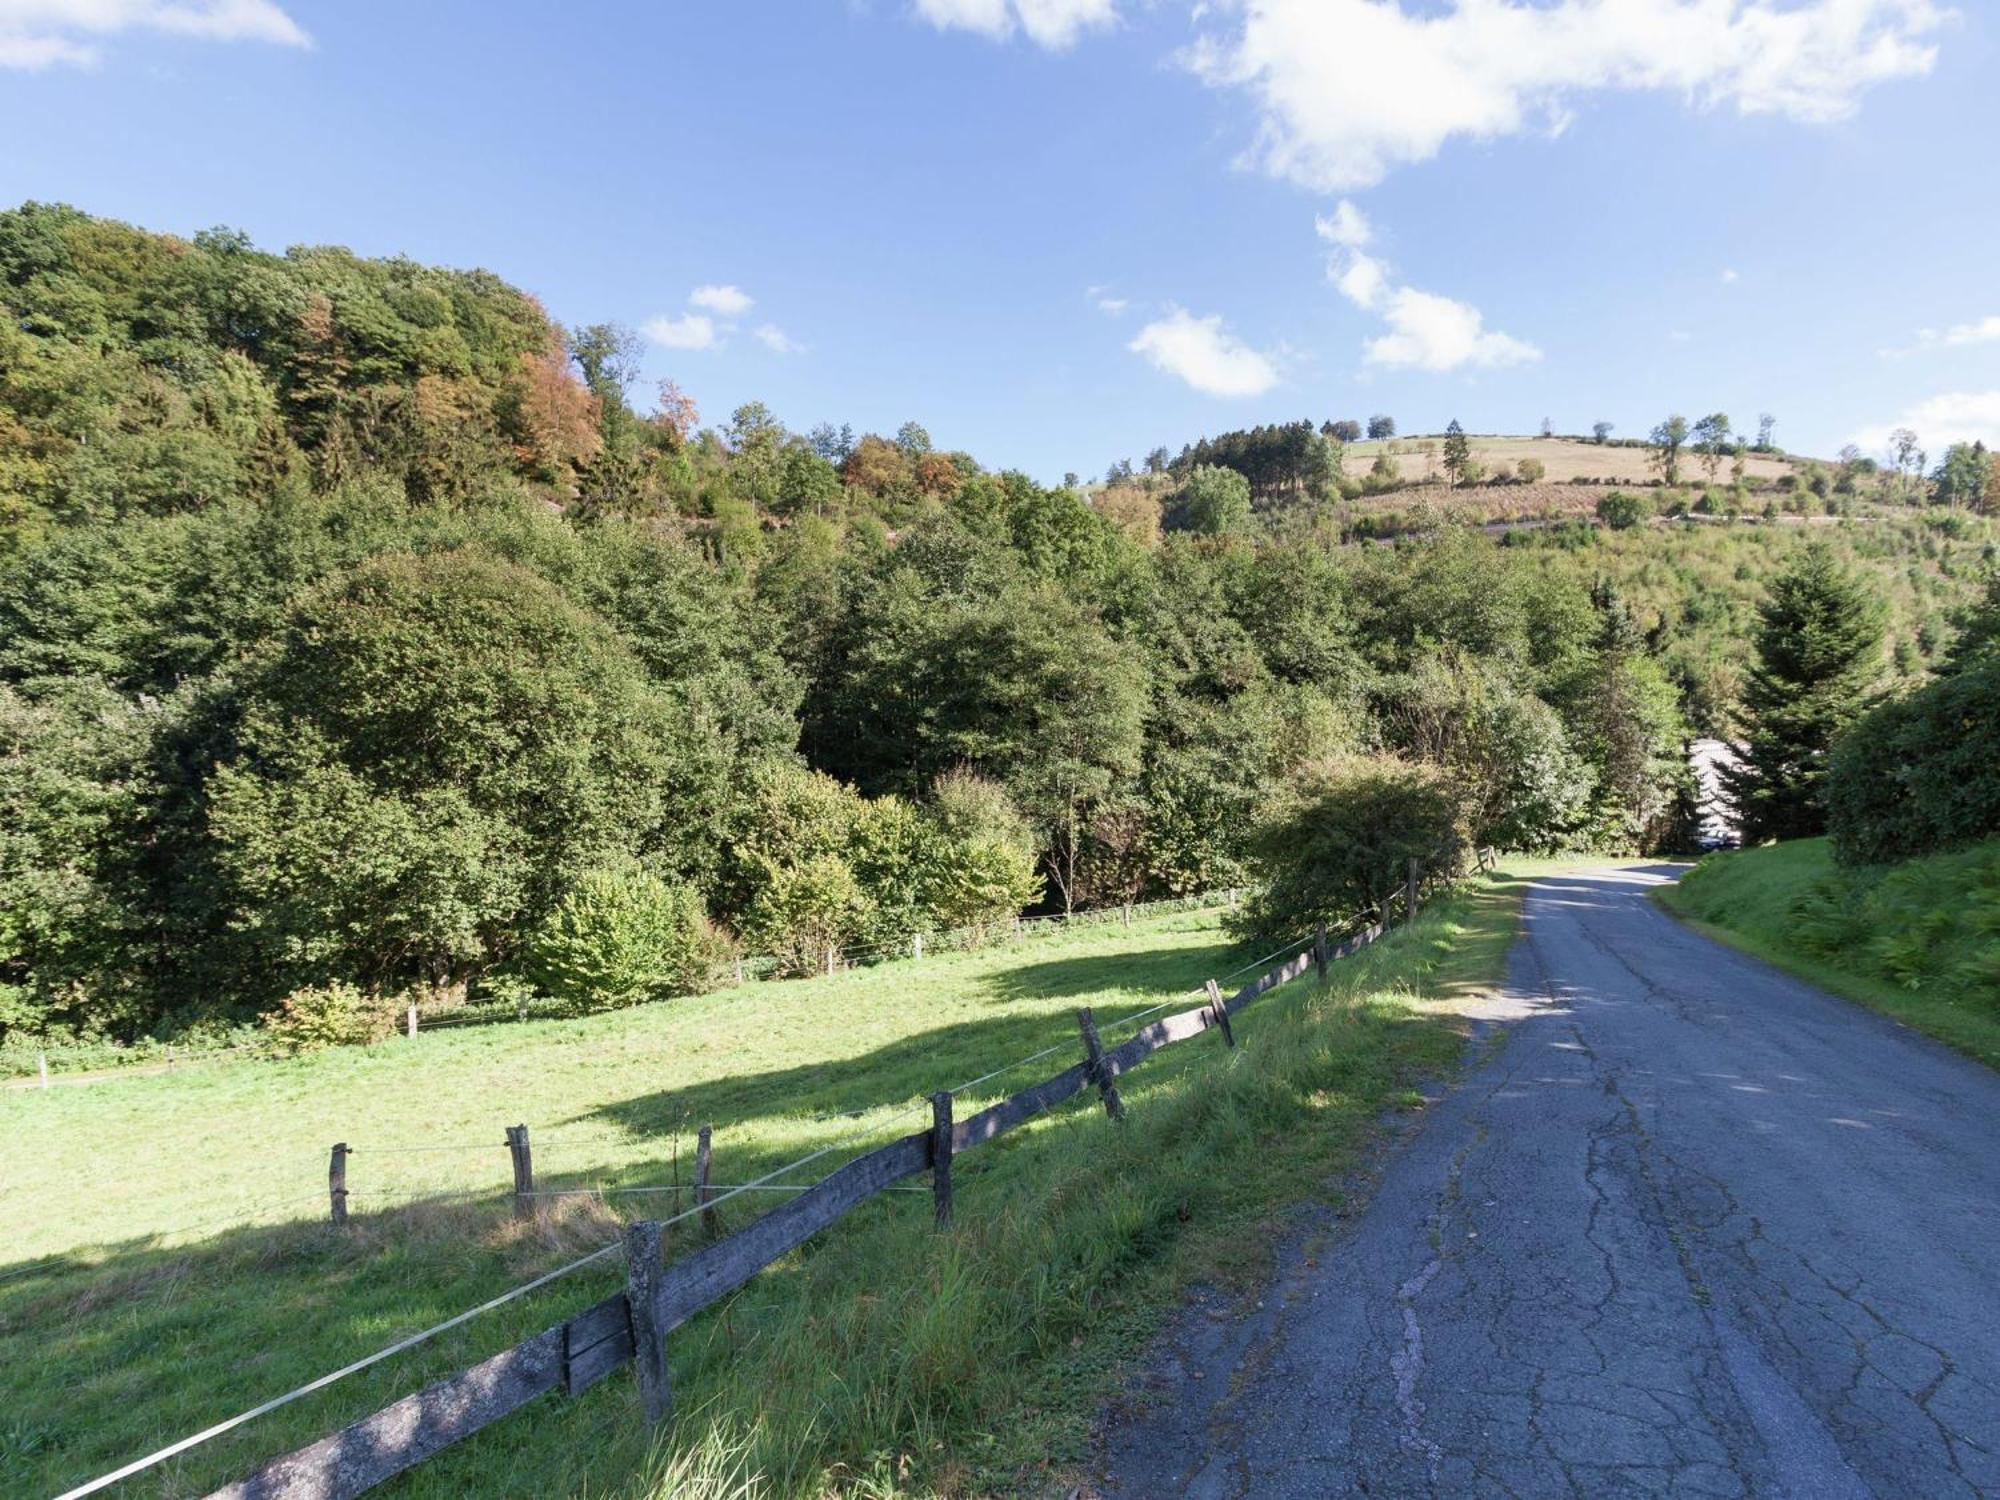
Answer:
2;203;1992;1051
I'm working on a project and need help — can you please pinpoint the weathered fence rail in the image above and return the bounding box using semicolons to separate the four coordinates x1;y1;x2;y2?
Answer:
200;904;1412;1500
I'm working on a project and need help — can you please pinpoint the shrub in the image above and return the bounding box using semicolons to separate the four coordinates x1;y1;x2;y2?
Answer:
743;853;872;976
1595;490;1650;530
1516;458;1545;483
259;981;397;1055
1164;464;1251;537
922;770;1043;935
1826;660;2000;864
520;863;723;1014
1237;754;1463;937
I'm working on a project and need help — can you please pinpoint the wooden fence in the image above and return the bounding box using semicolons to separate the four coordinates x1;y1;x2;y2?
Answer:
204;887;1450;1499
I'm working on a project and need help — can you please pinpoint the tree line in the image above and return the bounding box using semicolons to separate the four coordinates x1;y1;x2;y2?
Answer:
0;204;1989;1050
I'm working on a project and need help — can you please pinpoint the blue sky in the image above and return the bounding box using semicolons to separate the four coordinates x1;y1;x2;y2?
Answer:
2;0;1995;481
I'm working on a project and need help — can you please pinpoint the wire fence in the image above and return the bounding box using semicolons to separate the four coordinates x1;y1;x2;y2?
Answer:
4;888;1247;1084
0;906;1345;1280
43;882;1422;1500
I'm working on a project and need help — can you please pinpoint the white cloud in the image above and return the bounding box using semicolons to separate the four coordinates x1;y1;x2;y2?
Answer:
914;0;1117;49
690;283;754;317
1334;248;1390;310
644;313;719;351
1882;314;2000;359
1365;286;1541;372
0;0;308;69
1183;0;1945;191
1314;199;1373;249
1920;315;2000;349
1855;391;2000;455
753;323;803;354
1087;284;1129;315
1128;307;1280;397
1721;267;1741;283
1320;217;1539;371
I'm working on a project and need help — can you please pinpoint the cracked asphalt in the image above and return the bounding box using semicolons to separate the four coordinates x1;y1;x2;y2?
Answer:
1097;864;2000;1498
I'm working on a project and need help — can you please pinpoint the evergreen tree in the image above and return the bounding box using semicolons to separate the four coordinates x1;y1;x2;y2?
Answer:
1442;420;1472;488
1721;545;1884;841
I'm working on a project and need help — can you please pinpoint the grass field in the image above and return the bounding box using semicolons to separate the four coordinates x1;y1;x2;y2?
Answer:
1338;434;1799;485
0;875;1533;1498
1658;837;2000;1070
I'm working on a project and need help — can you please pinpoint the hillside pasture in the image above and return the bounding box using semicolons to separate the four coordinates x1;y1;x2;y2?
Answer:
1339;434;1799;485
0;878;1531;1498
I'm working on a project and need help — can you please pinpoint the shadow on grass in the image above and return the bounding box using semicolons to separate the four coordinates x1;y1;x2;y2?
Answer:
0;981;1225;1496
0;878;1528;1500
976;934;1257;1006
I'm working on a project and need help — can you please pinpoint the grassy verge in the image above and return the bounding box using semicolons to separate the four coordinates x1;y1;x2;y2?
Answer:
632;864;1535;1499
0;873;1532;1498
1658;837;2000;1070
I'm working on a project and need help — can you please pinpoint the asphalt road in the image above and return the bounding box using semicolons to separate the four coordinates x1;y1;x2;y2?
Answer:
1098;865;2000;1498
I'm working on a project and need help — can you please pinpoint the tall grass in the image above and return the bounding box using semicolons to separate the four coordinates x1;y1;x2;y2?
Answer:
1661;836;2000;1068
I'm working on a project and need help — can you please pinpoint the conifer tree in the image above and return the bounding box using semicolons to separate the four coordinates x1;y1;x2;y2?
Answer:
1721;545;1884;841
1442;419;1472;488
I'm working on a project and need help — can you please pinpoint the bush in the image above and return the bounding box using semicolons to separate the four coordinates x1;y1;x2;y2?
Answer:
259;981;397;1055
1237;755;1462;937
1826;661;2000;864
1516;458;1545;484
1595;490;1650;530
744;853;872;976
922;769;1043;935
519;863;724;1014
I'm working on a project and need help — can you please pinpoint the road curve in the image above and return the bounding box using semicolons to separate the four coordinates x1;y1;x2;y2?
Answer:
1098;864;2000;1498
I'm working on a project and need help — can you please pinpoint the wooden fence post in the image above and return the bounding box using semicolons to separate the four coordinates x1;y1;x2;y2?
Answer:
624;1219;671;1424
1076;1007;1124;1120
1204;979;1235;1048
929;1091;954;1229
406;1001;418;1038
1315;921;1329;981
695;1124;717;1238
328;1142;349;1225
506;1125;534;1219
825;946;837;978
1406;858;1420;926
913;932;923;961
38;1051;49;1089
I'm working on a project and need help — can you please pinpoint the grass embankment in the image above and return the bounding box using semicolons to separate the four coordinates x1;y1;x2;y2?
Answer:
1660;837;2000;1069
0;873;1531;1498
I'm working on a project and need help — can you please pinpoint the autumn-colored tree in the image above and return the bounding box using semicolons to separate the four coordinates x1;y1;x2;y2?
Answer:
653;379;699;449
841;433;910;495
285;293;349;449
1093;484;1162;546
915;450;962;498
502;343;601;489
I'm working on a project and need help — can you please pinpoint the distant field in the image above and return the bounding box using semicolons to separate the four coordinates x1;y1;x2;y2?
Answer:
1340;434;1799;485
